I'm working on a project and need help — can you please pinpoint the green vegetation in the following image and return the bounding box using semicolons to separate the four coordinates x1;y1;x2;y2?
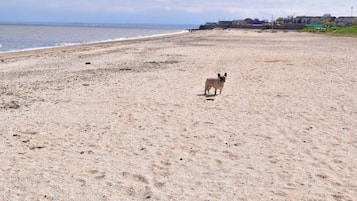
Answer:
303;25;357;37
331;26;357;36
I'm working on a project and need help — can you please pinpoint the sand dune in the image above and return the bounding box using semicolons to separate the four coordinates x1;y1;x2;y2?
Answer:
1;30;356;200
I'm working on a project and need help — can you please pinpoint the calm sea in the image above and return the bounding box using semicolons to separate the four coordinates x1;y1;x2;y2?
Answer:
0;23;193;53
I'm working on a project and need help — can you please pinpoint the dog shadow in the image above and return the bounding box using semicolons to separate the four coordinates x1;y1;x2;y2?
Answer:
197;94;216;101
197;94;216;97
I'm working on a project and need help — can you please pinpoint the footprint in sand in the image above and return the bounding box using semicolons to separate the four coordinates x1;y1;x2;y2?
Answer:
89;169;106;179
122;172;152;199
122;171;149;184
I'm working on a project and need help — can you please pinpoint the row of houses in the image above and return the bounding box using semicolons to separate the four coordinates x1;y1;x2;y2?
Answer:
198;16;357;30
291;16;357;25
199;20;303;30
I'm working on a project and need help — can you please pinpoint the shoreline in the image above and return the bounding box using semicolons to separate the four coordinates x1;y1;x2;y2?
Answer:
0;29;188;55
0;31;192;64
1;29;356;200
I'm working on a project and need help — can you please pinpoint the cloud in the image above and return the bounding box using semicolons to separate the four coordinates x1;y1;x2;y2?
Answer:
1;0;356;24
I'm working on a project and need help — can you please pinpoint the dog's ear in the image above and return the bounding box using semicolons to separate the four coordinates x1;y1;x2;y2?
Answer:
218;73;221;77
224;73;227;77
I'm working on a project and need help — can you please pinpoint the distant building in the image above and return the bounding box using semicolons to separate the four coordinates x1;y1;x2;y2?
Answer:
293;16;357;26
218;21;233;29
293;16;336;24
199;22;219;30
335;17;357;26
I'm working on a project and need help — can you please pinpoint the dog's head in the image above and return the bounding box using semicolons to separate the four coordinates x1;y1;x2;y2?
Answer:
218;73;227;83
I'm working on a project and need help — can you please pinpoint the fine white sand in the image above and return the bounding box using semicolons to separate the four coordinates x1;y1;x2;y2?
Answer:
1;30;356;200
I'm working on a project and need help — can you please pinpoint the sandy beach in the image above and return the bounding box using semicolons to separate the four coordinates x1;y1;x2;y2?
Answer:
1;30;356;200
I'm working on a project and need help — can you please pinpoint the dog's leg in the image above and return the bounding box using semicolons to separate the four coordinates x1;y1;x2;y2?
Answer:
205;86;211;95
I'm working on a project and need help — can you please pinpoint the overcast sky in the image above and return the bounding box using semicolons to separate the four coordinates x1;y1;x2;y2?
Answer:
1;0;356;24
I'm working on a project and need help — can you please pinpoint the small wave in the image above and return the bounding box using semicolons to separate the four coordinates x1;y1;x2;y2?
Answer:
119;30;188;41
86;30;188;45
55;42;80;47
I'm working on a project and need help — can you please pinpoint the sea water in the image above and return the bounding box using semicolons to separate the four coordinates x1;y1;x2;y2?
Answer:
0;23;192;53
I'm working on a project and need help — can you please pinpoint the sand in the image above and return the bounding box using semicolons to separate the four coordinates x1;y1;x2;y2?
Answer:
0;29;356;200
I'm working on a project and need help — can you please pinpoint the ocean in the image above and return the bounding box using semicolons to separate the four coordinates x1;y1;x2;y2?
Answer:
0;23;193;53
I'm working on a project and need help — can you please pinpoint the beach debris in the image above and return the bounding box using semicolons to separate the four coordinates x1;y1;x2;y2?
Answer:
144;193;152;199
119;68;132;71
95;174;105;179
82;83;90;86
85;62;91;65
3;101;20;109
19;131;38;135
306;126;314;130
143;186;152;199
206;98;215;101
316;173;328;179
30;146;45;150
80;150;94;154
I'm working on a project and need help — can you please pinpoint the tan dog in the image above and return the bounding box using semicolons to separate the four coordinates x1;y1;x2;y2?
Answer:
204;73;227;95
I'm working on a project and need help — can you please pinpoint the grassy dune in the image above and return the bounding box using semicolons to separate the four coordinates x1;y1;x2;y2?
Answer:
304;25;357;37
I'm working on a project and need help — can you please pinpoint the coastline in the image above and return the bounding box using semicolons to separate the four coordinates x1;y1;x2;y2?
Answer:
0;23;189;54
1;29;356;200
0;30;189;60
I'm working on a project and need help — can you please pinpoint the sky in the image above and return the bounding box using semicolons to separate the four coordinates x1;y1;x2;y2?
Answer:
0;0;356;25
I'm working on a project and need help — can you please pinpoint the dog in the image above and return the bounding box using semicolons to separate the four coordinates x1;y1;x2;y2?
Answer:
204;73;227;95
